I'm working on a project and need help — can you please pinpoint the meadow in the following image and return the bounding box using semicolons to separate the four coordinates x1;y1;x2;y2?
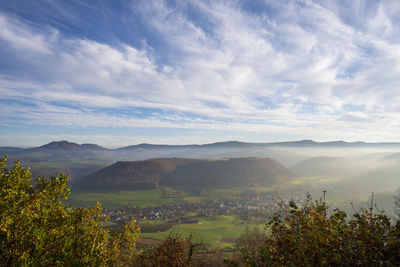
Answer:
67;189;173;208
140;215;265;249
67;186;275;209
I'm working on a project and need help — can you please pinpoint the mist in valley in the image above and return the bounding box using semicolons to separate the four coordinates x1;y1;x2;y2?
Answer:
276;146;400;217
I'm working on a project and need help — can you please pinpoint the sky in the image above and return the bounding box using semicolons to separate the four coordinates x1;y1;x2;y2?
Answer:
1;0;400;147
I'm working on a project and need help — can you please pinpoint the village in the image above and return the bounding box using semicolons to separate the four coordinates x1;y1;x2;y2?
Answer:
102;191;308;225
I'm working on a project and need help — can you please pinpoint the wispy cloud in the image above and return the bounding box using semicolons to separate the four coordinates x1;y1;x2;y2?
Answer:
1;0;400;145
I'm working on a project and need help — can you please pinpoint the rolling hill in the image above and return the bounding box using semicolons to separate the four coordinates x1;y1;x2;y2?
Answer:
36;141;107;151
75;158;196;191
75;157;298;192
162;157;297;188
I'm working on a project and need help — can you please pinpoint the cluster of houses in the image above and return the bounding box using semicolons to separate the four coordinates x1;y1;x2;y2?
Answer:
102;191;308;225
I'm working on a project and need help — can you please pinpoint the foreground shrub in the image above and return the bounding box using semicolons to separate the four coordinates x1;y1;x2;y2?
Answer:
138;234;228;267
238;194;400;266
137;234;195;267
0;156;140;266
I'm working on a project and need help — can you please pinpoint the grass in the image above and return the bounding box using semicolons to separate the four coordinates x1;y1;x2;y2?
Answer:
196;188;250;200
139;219;170;225
67;189;178;208
140;215;265;248
67;188;210;208
182;196;205;203
67;178;305;210
67;187;260;209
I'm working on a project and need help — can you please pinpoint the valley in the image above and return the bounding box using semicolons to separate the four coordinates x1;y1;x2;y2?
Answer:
3;140;400;249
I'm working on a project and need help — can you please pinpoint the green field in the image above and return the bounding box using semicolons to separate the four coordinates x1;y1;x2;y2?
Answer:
66;185;278;209
67;188;269;247
140;215;266;248
67;188;212;208
67;189;176;208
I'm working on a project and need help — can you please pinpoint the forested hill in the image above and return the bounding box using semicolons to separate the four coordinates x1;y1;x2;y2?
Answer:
75;158;196;191
74;157;298;192
162;157;297;188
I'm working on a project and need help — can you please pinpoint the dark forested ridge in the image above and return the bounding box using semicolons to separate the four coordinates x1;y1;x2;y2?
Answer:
75;158;196;191
162;157;297;188
75;157;298;192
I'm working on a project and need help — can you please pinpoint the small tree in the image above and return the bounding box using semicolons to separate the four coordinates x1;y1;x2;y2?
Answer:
236;226;267;266
0;156;140;266
138;234;196;267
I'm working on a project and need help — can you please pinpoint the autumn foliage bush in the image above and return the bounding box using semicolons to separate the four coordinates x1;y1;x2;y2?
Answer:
238;195;400;266
0;156;140;266
137;234;195;267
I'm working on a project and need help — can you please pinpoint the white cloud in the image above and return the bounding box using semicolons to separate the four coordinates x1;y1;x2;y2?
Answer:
0;14;53;54
2;0;400;143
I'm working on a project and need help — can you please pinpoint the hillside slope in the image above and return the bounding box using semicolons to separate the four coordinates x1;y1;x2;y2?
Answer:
162;157;297;188
75;158;196;191
75;157;298;192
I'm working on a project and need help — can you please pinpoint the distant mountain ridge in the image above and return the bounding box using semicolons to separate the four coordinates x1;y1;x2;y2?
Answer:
75;157;298;192
6;139;400;151
117;143;196;151
116;140;400;150
0;147;24;153
38;141;107;151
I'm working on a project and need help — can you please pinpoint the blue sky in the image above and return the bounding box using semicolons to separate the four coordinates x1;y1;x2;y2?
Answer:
1;0;400;147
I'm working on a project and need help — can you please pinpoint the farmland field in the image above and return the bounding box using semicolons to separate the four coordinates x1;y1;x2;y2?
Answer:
66;185;279;209
140;215;266;248
67;189;174;208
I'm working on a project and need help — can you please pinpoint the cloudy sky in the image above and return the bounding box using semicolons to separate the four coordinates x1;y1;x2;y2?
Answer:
1;0;400;147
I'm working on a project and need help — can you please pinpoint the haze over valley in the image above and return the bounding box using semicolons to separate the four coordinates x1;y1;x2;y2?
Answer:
3;139;400;218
